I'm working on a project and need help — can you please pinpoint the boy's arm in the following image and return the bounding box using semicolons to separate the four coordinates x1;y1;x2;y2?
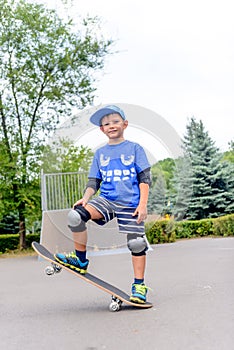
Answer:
133;167;151;224
139;182;150;207
82;187;96;205
133;182;150;224
73;177;101;207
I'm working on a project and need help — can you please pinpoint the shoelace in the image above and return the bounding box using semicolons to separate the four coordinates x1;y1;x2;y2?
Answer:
65;251;76;258
134;284;148;294
134;284;152;294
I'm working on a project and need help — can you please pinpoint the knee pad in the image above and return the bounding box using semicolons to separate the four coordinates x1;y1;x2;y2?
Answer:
67;206;91;232
127;234;148;256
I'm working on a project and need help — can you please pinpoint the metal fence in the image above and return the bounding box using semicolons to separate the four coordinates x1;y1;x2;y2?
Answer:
41;171;88;211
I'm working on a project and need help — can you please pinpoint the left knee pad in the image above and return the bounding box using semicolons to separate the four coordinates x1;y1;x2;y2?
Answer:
67;206;91;232
127;234;148;256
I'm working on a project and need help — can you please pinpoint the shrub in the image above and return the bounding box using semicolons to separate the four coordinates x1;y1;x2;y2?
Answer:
0;234;20;252
174;218;214;239
146;213;234;245
213;214;234;236
0;233;40;253
145;219;176;244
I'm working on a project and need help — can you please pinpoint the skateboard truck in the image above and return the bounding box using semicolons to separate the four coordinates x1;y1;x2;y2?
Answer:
45;262;62;276
109;296;123;312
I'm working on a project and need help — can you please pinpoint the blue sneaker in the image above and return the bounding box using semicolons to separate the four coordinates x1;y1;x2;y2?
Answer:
130;283;148;304
54;251;89;274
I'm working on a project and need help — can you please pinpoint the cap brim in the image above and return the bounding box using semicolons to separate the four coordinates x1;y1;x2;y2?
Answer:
90;107;125;126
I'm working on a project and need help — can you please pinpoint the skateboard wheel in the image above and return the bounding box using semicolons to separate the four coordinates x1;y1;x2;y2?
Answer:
109;301;120;312
45;265;55;275
109;297;122;312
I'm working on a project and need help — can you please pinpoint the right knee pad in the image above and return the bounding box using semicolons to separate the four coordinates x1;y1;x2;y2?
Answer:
67;206;91;232
127;234;148;256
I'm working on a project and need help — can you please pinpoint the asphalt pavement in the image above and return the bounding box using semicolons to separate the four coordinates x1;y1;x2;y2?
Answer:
1;237;234;350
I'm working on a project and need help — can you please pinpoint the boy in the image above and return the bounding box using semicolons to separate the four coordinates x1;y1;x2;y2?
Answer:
55;105;151;303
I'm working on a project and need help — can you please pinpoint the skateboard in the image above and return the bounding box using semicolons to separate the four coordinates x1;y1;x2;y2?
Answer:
32;242;152;312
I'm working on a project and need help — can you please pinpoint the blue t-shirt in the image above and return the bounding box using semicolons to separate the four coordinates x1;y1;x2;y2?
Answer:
88;140;150;207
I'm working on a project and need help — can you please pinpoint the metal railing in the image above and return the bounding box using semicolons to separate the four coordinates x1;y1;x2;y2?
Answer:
41;170;88;211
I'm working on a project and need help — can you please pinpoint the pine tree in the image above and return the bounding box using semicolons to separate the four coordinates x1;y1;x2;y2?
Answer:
215;159;234;214
181;117;234;219
148;172;167;216
171;156;193;220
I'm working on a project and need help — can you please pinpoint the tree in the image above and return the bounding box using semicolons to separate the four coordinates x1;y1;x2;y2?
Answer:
222;140;234;163
151;158;175;190
181;117;234;219
171;156;193;220
0;0;113;248
148;172;167;215
41;139;93;173
148;158;176;216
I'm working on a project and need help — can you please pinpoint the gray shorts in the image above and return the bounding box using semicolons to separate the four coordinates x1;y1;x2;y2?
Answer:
88;196;145;236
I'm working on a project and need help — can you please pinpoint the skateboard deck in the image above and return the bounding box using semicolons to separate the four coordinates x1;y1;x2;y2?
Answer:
32;242;152;311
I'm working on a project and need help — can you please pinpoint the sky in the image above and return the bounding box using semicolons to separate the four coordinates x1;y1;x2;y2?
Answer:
39;0;233;155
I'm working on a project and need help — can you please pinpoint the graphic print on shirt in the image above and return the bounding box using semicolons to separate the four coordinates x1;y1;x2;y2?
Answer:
100;154;111;167
120;154;135;166
100;153;136;184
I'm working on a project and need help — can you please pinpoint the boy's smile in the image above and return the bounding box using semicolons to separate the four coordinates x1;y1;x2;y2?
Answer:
100;113;128;144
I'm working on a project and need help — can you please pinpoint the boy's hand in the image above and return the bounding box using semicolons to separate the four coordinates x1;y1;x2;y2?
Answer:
73;187;95;208
133;204;148;224
73;198;87;208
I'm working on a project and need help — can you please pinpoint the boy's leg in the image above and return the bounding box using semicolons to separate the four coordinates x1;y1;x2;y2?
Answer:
130;254;148;303
127;235;148;303
68;199;114;265
73;230;87;251
73;229;88;259
132;254;146;280
54;204;103;273
72;203;104;254
115;203;149;303
72;202;103;243
71;203;104;251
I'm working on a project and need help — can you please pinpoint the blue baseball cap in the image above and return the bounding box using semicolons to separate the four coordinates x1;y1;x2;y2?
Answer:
90;105;126;126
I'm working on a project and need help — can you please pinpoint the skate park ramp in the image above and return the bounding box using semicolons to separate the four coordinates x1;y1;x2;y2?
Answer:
40;171;152;255
40;209;129;256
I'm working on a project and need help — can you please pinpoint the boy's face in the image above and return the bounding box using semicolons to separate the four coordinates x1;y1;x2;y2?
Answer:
100;113;128;141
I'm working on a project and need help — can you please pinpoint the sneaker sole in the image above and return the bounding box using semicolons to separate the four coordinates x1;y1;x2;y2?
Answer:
54;256;87;275
129;296;146;304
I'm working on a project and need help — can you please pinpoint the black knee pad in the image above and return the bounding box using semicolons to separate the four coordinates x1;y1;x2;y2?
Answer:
68;205;91;232
74;205;91;222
